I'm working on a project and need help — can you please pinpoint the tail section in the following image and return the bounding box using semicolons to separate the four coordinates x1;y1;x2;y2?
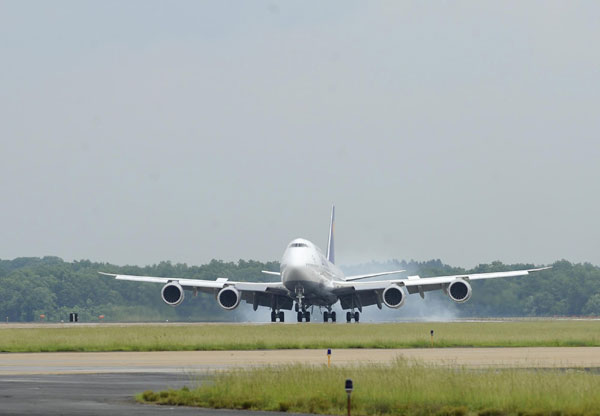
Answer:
326;205;335;264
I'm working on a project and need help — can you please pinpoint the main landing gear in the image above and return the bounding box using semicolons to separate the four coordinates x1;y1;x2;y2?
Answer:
346;311;360;323
297;310;311;322
271;310;284;323
323;310;337;322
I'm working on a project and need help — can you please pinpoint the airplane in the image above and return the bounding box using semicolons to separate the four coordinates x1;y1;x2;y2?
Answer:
100;206;550;323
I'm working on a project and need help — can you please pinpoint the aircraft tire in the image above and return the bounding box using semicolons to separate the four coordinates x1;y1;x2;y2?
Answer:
305;311;311;322
278;311;284;322
346;312;352;323
331;311;336;322
297;312;303;322
323;311;329;322
271;311;276;322
354;311;360;322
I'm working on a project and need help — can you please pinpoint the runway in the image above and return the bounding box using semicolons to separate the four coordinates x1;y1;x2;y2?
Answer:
2;347;600;375
2;348;599;415
0;373;307;416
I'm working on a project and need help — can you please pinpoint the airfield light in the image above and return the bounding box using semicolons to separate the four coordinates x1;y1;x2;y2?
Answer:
327;349;332;368
430;329;434;347
345;379;353;416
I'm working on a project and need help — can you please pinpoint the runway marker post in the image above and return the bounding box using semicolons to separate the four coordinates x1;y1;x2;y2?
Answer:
345;379;353;416
430;329;434;347
327;349;331;368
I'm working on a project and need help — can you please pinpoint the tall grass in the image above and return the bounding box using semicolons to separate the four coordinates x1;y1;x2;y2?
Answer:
140;360;600;415
1;321;600;352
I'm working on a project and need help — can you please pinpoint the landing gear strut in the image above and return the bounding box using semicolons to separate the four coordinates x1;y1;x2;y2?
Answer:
346;311;359;323
294;285;305;313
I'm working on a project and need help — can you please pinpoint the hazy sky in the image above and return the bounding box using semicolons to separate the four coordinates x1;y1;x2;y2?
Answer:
1;1;599;268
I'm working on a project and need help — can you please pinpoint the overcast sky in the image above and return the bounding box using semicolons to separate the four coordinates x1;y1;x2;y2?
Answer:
1;1;599;268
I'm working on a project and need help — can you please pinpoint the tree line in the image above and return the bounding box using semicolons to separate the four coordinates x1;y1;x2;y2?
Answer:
0;256;599;322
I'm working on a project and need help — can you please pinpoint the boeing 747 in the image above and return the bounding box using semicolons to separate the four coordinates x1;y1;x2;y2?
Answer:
100;206;550;322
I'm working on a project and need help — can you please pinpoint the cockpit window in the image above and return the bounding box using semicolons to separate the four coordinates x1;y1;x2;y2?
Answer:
290;243;308;248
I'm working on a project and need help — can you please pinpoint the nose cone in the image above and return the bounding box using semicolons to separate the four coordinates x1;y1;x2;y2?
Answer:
282;266;309;289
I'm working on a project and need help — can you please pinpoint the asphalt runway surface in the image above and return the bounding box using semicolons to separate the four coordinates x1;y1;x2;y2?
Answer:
0;373;309;416
3;348;600;375
3;348;600;415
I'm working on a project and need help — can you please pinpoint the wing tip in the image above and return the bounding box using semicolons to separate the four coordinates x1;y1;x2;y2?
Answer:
529;266;553;273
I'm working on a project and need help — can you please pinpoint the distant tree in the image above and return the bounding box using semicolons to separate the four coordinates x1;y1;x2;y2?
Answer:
582;294;600;316
1;256;600;321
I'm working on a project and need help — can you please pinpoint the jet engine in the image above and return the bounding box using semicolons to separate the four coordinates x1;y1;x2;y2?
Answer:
447;279;472;303
217;287;241;310
161;282;184;306
382;284;406;309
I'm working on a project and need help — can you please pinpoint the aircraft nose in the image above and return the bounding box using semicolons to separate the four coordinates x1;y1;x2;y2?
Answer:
283;266;302;282
282;266;310;289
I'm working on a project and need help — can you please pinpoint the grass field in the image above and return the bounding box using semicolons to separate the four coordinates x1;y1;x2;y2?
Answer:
139;360;600;415
1;321;600;352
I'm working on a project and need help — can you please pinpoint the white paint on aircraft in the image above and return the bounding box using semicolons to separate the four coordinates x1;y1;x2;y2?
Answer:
100;206;551;323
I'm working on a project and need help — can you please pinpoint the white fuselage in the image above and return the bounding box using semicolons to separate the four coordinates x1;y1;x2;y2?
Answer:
280;238;343;306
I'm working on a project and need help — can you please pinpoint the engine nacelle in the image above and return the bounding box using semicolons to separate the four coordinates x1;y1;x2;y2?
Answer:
161;282;184;306
447;279;472;303
217;287;241;310
382;284;406;309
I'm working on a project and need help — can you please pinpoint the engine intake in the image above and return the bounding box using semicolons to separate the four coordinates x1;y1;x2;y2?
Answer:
382;284;406;309
161;282;184;306
448;279;472;303
217;287;241;310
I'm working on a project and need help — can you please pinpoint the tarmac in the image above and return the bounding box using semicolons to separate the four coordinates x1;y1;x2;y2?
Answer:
2;348;600;375
2;347;600;415
0;373;309;416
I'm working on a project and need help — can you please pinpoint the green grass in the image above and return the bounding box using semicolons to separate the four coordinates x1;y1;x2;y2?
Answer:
1;321;600;352
139;360;600;415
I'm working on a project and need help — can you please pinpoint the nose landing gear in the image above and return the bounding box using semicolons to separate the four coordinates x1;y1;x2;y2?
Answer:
296;304;311;322
294;285;305;312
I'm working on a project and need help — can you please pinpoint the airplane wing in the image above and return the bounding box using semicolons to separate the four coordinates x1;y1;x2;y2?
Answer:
99;272;286;290
332;267;551;309
344;269;405;281
99;272;291;309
